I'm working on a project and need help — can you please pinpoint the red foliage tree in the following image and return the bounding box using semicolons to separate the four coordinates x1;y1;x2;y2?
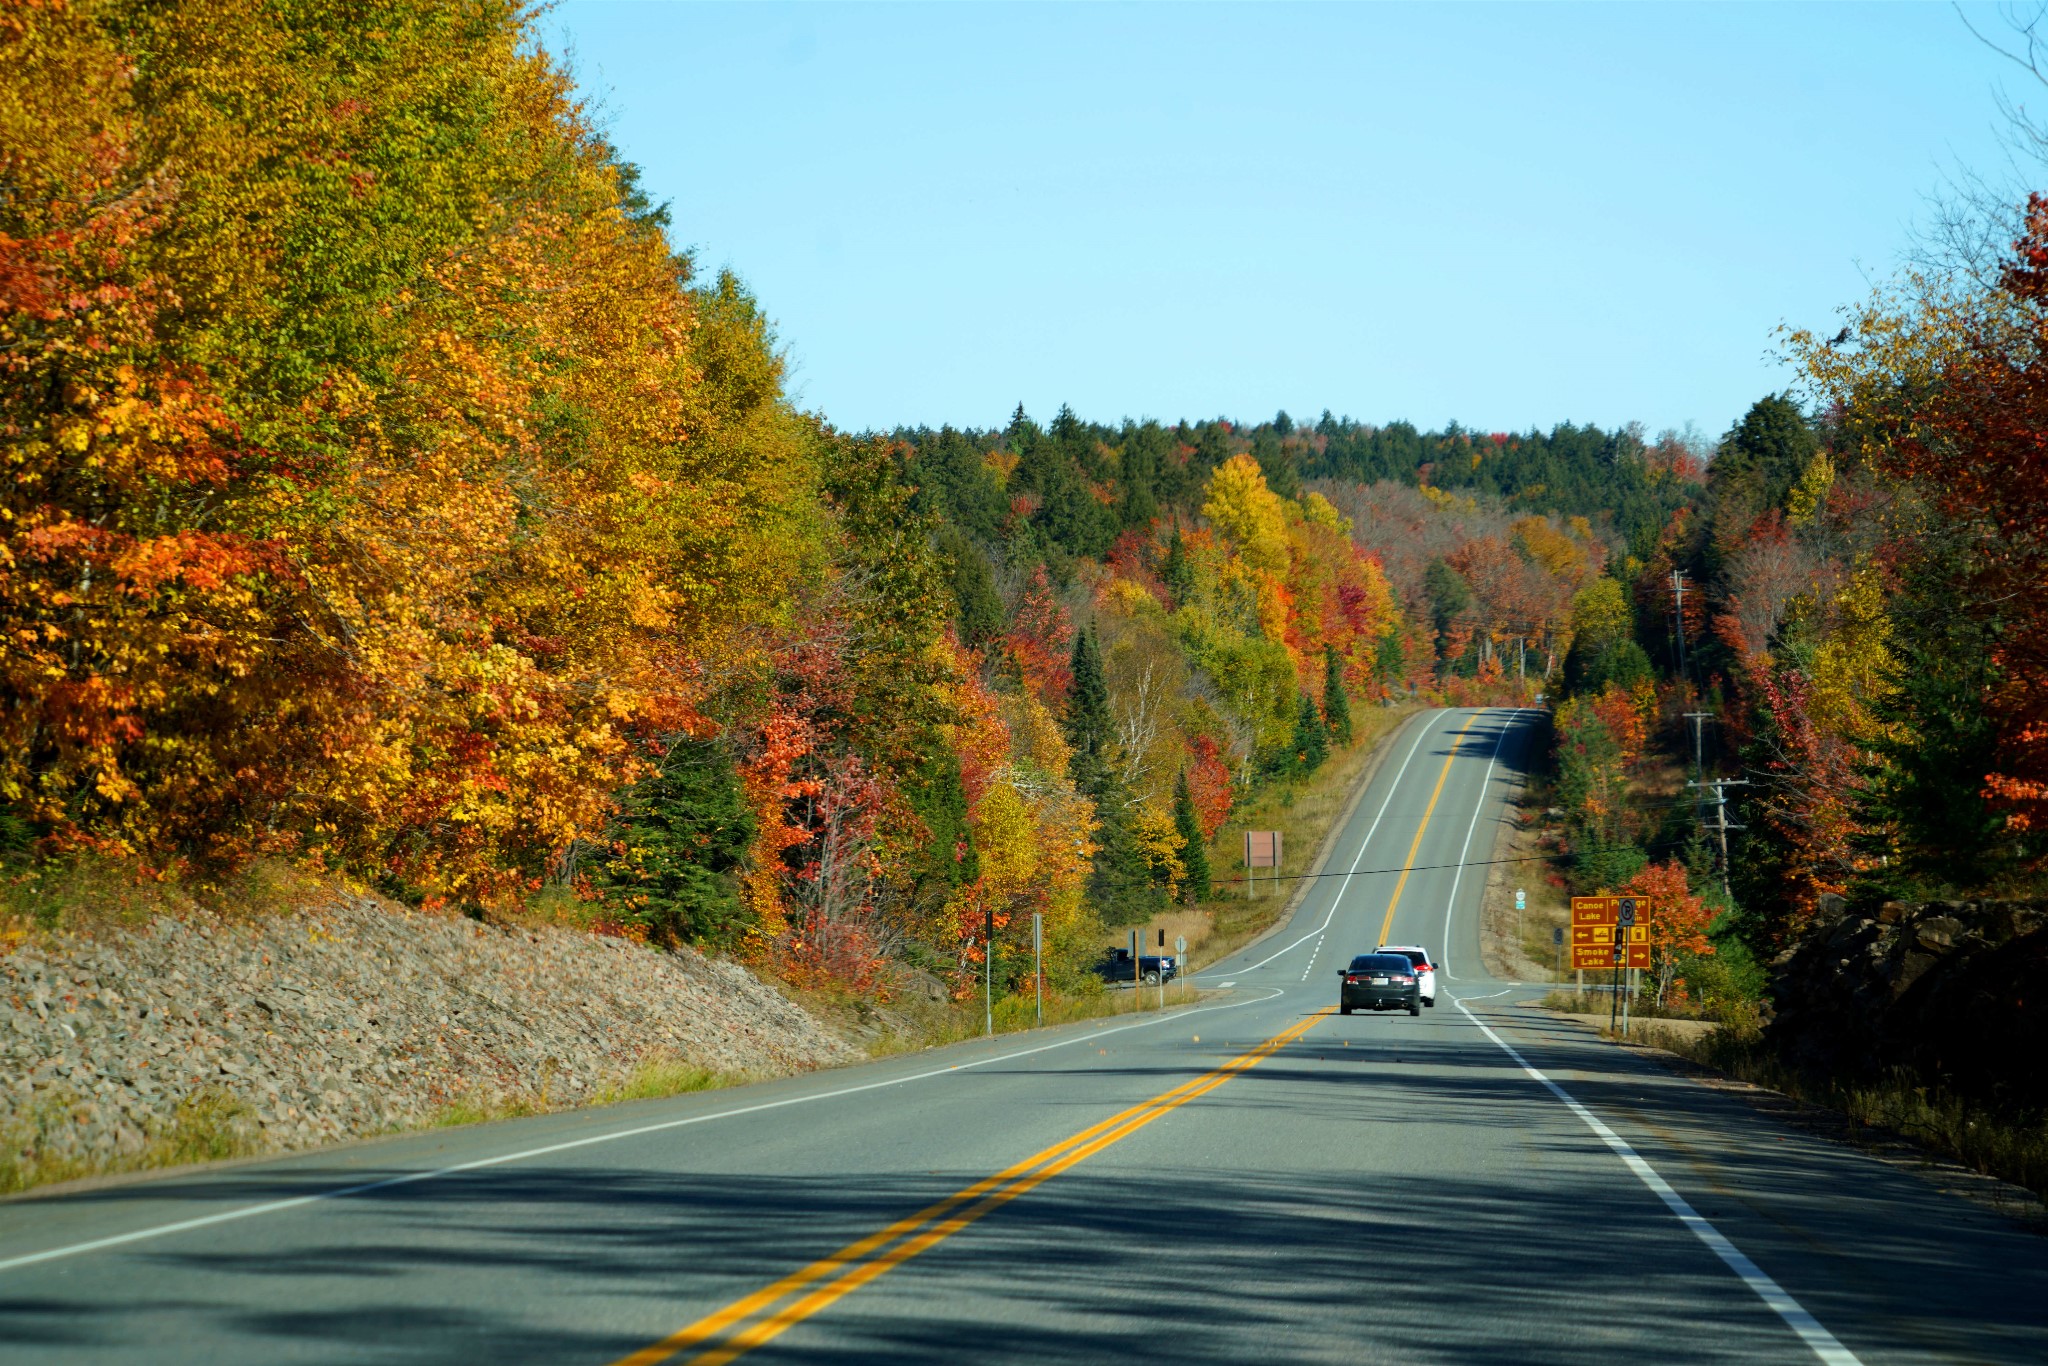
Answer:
1882;193;2048;840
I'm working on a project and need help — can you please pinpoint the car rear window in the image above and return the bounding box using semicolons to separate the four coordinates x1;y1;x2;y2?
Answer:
1393;950;1428;967
1348;955;1414;972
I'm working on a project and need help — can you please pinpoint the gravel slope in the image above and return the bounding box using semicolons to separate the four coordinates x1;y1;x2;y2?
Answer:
1;893;855;1181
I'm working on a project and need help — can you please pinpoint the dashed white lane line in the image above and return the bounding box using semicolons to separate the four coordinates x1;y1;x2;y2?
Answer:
1454;998;1863;1365
1298;933;1327;981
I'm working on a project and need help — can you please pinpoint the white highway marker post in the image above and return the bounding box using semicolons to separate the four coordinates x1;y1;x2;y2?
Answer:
1175;934;1187;1003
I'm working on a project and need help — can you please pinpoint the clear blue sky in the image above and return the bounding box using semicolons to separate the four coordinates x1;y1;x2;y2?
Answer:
550;2;2027;440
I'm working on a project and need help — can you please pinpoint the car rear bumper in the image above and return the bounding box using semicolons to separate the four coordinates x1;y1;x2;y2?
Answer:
1341;988;1419;1010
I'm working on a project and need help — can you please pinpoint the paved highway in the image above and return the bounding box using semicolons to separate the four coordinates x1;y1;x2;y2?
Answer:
3;707;2044;1363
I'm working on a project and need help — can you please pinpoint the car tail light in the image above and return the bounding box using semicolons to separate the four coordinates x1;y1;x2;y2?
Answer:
1344;975;1362;984
1392;974;1414;984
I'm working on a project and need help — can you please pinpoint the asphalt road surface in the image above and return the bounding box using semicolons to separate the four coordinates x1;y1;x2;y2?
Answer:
4;707;2044;1364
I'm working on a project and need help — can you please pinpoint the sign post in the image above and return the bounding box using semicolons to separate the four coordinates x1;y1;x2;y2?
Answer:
1615;896;1638;1037
1552;925;1564;983
1129;929;1140;998
1244;831;1282;898
1033;912;1043;1025
1175;934;1188;1002
1157;928;1168;1009
1515;888;1526;950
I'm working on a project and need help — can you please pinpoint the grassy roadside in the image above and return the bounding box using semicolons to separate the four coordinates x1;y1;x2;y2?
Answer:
1523;994;2048;1209
794;972;1214;1061
1645;1023;2048;1205
0;1055;758;1198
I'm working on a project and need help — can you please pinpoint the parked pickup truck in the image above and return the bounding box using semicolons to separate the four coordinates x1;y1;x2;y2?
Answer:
1099;949;1178;985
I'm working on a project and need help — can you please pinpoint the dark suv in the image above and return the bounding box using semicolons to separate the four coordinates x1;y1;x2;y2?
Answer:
1337;953;1421;1016
1100;949;1178;985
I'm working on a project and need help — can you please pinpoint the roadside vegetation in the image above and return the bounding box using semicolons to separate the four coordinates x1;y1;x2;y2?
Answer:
0;0;1630;1020
4;0;2044;1205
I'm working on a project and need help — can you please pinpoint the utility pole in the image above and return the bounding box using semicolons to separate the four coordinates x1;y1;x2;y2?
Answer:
1669;569;1691;690
1687;778;1751;899
1684;711;1712;839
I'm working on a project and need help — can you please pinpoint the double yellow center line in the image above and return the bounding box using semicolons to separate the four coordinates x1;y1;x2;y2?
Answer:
614;1008;1330;1366
1374;709;1481;946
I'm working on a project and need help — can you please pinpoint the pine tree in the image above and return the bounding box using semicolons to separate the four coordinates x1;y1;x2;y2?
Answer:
906;742;978;914
1063;627;1113;798
1161;528;1194;608
1173;768;1211;902
1321;643;1353;746
598;738;757;949
935;525;1003;648
1289;692;1328;776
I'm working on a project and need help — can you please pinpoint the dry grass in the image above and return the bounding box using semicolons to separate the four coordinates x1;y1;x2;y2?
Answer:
429;1055;748;1130
867;977;1211;1055
0;1085;261;1197
1625;1020;2048;1204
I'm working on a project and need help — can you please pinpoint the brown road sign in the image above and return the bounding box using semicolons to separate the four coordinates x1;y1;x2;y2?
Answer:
1244;831;1282;869
1573;944;1650;970
1571;896;1617;925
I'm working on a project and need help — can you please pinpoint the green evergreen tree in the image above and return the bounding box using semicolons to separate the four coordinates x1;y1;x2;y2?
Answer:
1172;768;1210;902
1374;630;1405;685
1251;427;1302;500
1063;627;1114;798
598;738;756;949
906;741;979;912
1287;691;1329;776
1321;643;1353;746
1423;559;1472;671
1059;626;1159;922
1160;528;1195;607
935;524;1004;648
1853;532;2046;894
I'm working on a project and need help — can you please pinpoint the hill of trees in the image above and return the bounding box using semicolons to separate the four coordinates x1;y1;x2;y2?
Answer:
35;1;2047;1024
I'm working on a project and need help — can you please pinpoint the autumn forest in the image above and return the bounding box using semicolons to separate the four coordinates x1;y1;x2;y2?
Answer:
5;0;2045;1035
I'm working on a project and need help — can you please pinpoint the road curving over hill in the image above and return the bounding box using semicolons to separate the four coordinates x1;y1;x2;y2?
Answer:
3;708;2043;1364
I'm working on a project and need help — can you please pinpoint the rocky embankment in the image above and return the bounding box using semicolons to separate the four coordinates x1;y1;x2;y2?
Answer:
1769;896;2048;1109
2;893;856;1185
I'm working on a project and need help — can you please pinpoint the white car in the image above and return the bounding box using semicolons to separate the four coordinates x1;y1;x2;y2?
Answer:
1377;944;1437;1007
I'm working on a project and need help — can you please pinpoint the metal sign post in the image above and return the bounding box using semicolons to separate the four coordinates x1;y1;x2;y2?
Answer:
1552;925;1563;983
985;905;995;1038
1176;935;1187;1001
1156;929;1168;1009
1515;888;1526;950
1129;929;1140;1000
1033;912;1043;1025
1612;897;1638;1037
1244;831;1281;898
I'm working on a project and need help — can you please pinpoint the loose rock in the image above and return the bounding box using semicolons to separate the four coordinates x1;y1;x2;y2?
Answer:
2;893;856;1178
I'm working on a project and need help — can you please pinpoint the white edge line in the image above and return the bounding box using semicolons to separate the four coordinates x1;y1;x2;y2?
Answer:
1439;707;1528;982
1228;711;1442;975
1453;998;1863;1366
0;988;1288;1274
